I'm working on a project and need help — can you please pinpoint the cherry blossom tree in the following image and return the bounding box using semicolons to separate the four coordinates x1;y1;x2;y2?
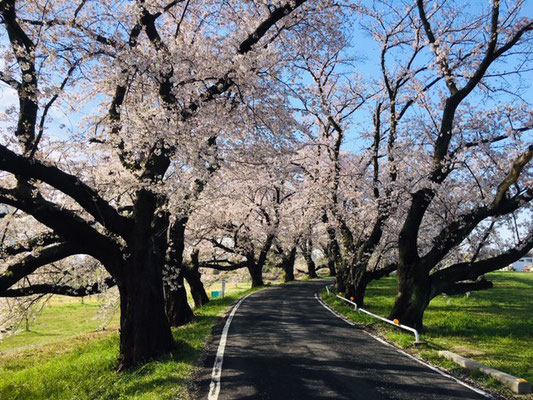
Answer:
386;0;533;330
0;0;329;369
282;19;370;283
335;0;443;305
189;141;298;287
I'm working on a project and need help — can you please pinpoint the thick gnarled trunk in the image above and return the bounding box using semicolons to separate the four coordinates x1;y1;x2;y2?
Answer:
353;271;371;307
334;258;349;294
352;262;398;306
245;235;274;288
183;267;209;308
117;199;175;371
326;258;336;277
303;249;318;279
117;257;174;371
248;264;264;287
388;266;431;331
324;229;340;277
300;237;318;279
307;259;318;278
280;246;297;282
164;275;194;326
283;265;295;282
247;255;264;287
186;249;209;307
164;217;195;324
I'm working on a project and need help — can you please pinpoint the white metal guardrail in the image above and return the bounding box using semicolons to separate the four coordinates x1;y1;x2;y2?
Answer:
325;285;424;344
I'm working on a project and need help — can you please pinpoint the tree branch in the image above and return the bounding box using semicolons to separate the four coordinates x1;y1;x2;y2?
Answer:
0;186;123;266
493;144;533;206
0;71;20;89
0;242;82;293
0;144;133;238
1;232;61;257
417;0;458;94
238;0;308;54
1;0;38;153
2;277;116;297
441;278;493;296
431;230;533;292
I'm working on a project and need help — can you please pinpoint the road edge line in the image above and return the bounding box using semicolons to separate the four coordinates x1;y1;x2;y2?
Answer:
207;292;254;400
314;293;492;399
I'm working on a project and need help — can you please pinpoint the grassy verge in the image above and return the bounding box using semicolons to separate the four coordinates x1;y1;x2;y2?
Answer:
322;272;533;399
0;297;119;353
0;284;261;400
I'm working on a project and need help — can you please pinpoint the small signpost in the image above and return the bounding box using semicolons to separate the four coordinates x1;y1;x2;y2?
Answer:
211;279;227;299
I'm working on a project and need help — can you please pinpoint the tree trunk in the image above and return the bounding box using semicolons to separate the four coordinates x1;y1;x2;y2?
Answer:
388;267;431;331
283;265;295;282
307;258;318;278
344;256;369;304
248;259;264;288
334;259;348;294
164;216;195;324
117;204;175;371
117;260;174;371
353;271;371;307
302;247;318;279
340;273;354;298
327;258;336;277
281;246;297;282
183;265;209;308
164;275;194;327
324;230;340;277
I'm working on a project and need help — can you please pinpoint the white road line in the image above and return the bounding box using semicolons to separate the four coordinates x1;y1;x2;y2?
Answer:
314;293;492;399
208;293;253;400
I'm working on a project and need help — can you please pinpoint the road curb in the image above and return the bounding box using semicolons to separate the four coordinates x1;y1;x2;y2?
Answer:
438;350;532;394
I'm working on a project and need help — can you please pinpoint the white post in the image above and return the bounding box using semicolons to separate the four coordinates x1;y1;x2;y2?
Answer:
221;279;226;298
334;289;422;344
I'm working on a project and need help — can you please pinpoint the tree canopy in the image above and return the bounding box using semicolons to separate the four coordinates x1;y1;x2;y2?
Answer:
1;0;532;366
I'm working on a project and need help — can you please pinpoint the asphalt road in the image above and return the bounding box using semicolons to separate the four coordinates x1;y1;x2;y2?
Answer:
195;280;489;400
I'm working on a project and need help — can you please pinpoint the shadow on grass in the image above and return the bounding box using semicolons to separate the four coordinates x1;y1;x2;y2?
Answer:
495;274;533;288
101;338;198;398
119;375;185;397
17;330;62;337
426;302;531;314
423;320;532;339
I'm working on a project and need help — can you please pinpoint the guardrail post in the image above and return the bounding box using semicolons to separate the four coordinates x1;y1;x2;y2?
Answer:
329;285;423;345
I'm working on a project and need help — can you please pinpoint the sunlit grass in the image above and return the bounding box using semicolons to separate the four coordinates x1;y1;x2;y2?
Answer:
0;285;260;400
0;297;119;352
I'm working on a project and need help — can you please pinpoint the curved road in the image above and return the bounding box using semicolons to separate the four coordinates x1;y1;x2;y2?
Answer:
195;280;489;400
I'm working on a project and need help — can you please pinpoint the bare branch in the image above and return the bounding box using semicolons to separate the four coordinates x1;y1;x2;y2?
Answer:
2;277;116;297
0;242;82;293
0;144;133;238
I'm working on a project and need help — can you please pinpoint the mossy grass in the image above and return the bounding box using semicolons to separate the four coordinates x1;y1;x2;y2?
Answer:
323;272;533;399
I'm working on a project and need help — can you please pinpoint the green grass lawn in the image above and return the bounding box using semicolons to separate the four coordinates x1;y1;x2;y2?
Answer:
0;298;119;353
323;272;533;398
0;284;261;400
